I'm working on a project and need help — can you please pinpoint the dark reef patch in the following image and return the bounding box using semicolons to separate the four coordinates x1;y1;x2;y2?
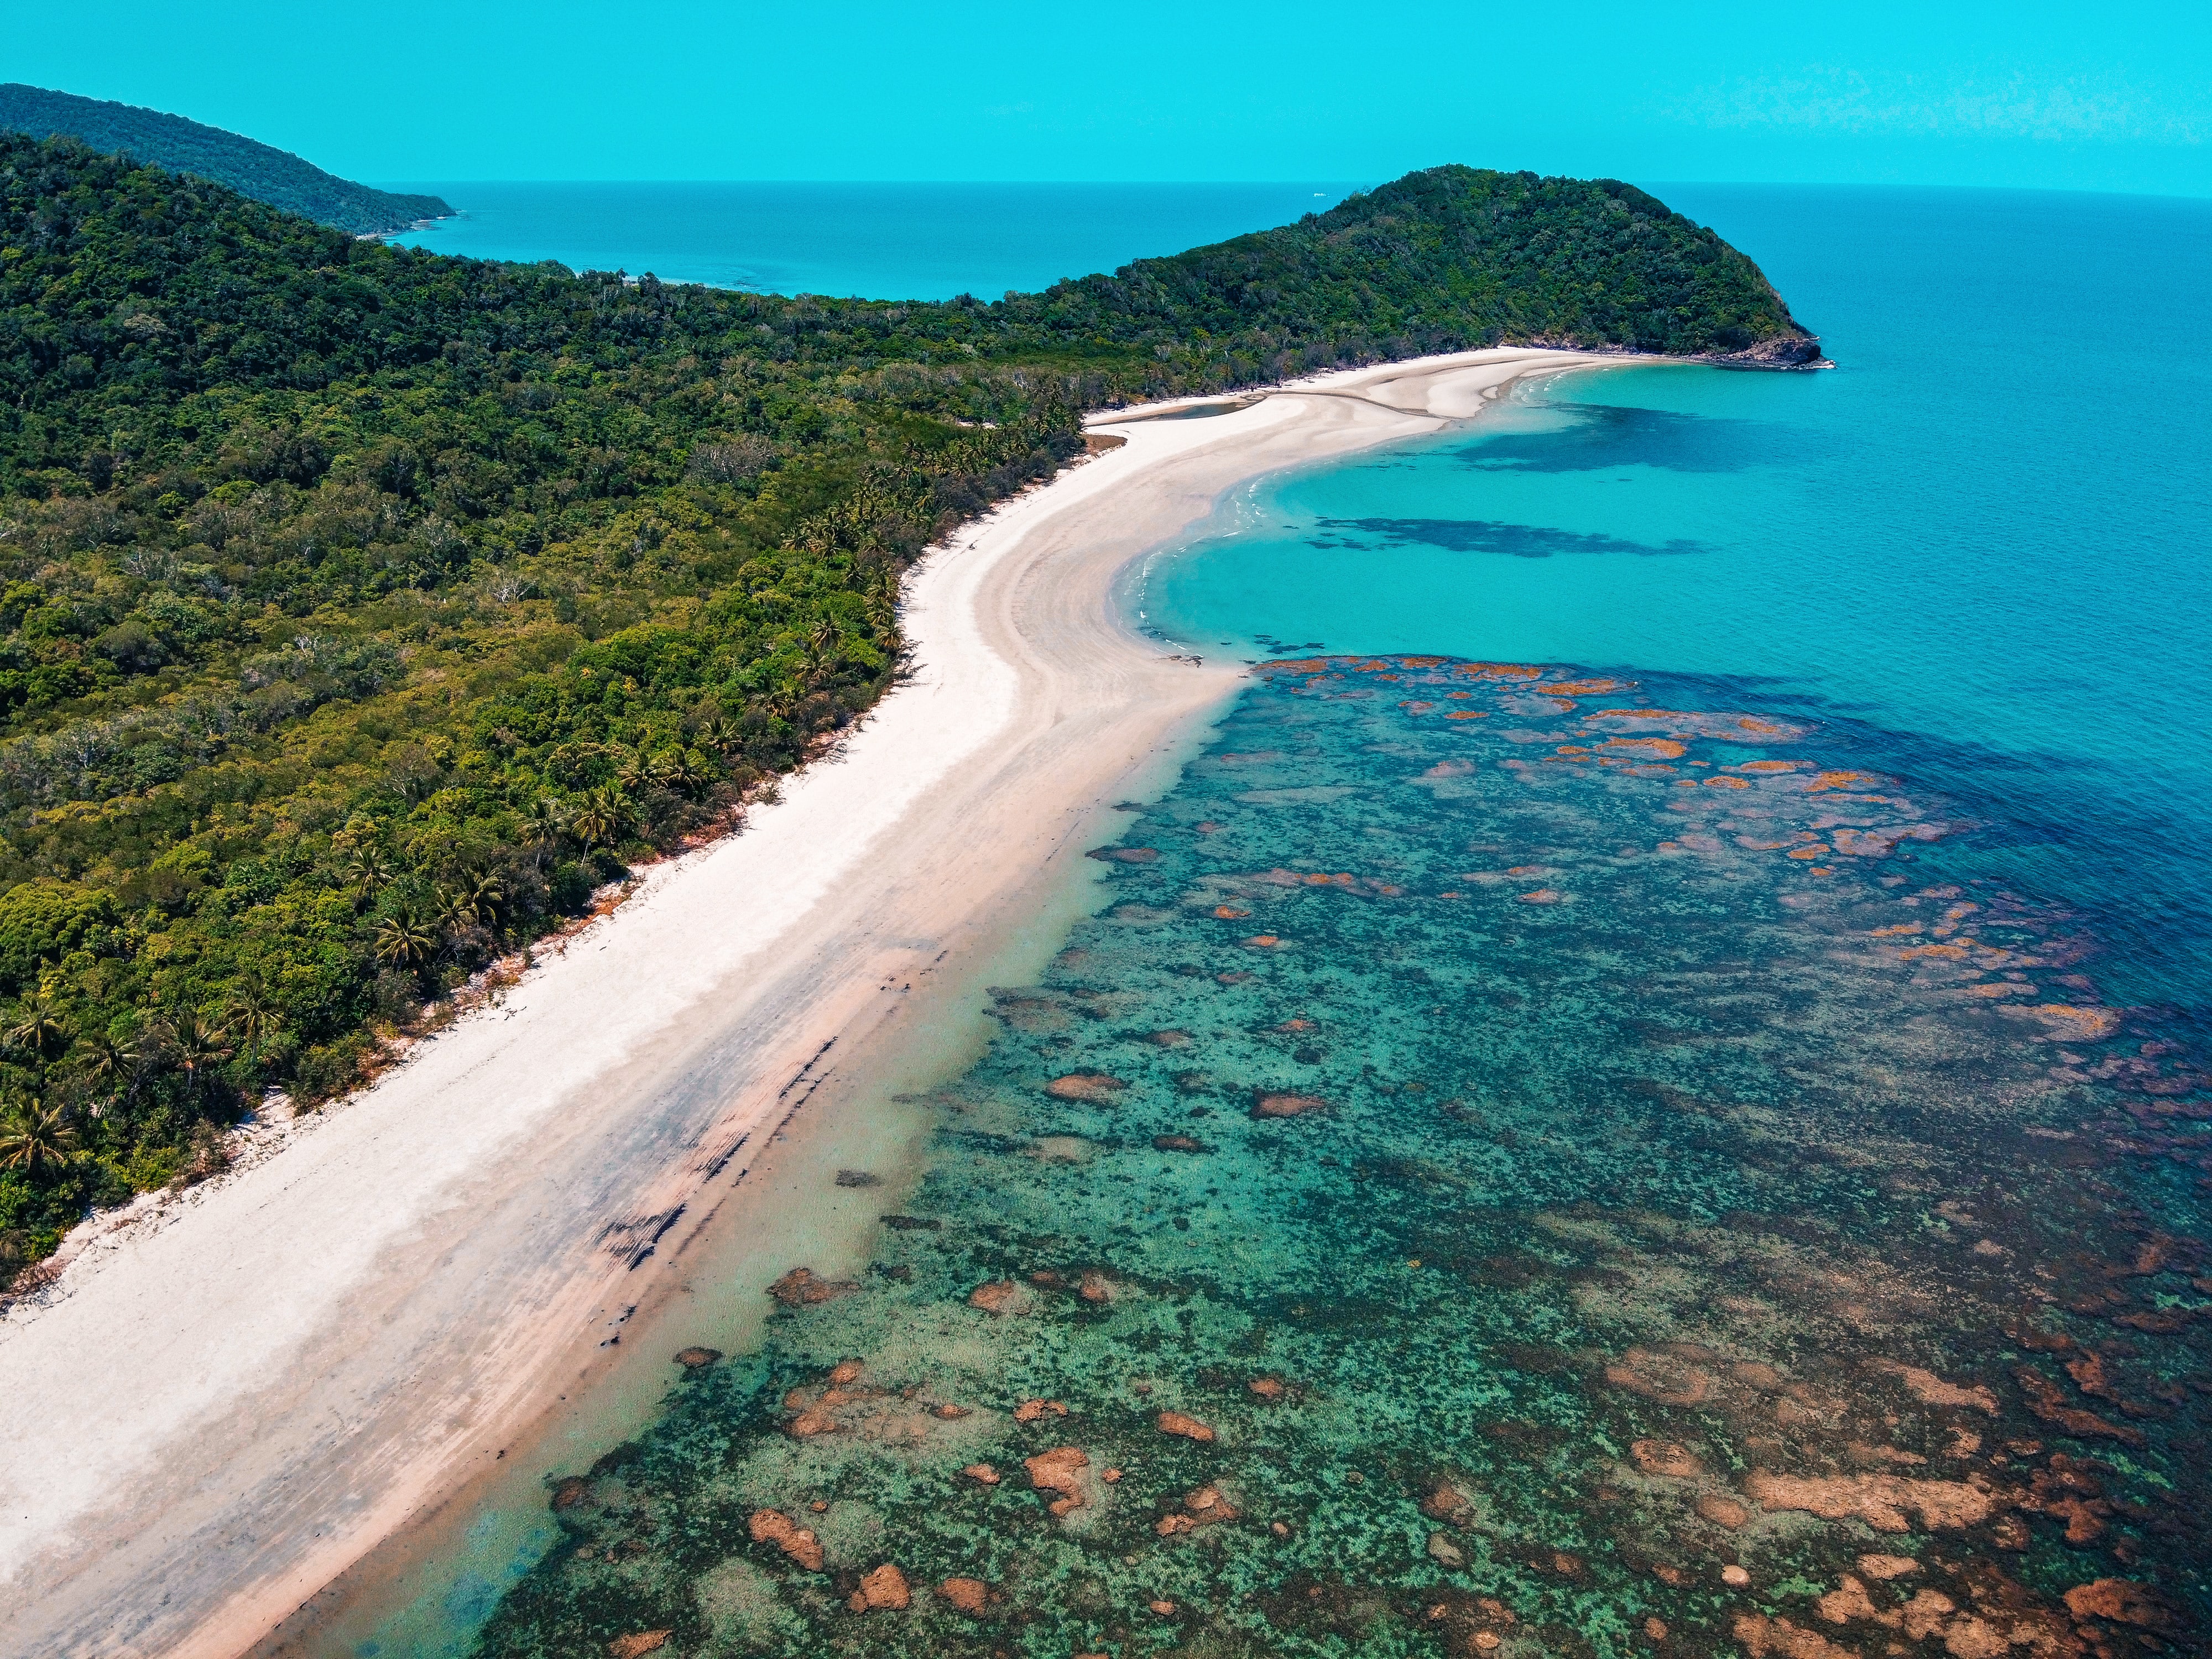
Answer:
1453;403;1816;475
1317;517;1705;559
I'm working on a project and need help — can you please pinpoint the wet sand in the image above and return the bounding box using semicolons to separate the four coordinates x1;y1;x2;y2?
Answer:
0;347;1631;1658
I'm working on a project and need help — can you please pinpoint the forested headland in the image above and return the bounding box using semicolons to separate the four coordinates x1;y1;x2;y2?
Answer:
0;85;450;236
0;132;1818;1282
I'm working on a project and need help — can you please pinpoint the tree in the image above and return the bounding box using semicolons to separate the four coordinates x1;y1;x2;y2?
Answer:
522;797;569;864
8;995;75;1063
658;749;709;798
374;910;440;974
72;1027;144;1116
346;847;392;904
462;872;508;930
695;714;740;757
223;985;279;1068
0;1097;76;1173
570;787;635;851
616;748;659;796
434;873;504;936
165;1014;234;1093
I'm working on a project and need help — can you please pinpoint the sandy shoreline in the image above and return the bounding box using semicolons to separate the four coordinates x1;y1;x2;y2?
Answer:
0;346;1633;1658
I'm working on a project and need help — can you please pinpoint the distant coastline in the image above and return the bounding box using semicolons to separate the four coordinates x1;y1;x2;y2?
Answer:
0;83;450;233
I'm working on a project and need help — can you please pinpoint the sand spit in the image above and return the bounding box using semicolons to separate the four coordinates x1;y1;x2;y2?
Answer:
0;347;1630;1657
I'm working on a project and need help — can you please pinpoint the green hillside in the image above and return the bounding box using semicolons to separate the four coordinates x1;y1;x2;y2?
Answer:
0;133;1817;1281
0;84;448;234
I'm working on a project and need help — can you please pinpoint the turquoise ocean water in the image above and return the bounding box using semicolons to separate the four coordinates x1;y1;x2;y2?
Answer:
343;185;2212;1657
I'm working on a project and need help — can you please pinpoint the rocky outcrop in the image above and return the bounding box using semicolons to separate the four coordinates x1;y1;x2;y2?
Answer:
1705;332;1829;369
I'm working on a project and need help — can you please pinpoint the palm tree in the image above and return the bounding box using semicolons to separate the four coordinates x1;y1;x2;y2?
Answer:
346;846;392;903
0;1097;77;1173
804;619;839;672
522;795;568;861
374;909;440;974
433;872;505;935
695;714;740;757
223;986;279;1068
463;871;507;929
166;1015;234;1093
431;884;472;935
7;996;74;1063
658;748;709;798
74;1028;143;1117
616;748;658;796
570;786;634;851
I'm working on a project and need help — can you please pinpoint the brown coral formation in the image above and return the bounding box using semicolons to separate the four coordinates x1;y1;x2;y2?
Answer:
1604;1346;1717;1407
1733;1613;1853;1658
1012;1397;1067;1423
748;1508;825;1571
850;1563;911;1611
1156;1484;1239;1535
1696;1492;1751;1528
1251;1092;1326;1119
2063;1579;2170;1629
2018;1454;2115;1543
672;1346;721;1368
961;1463;1000;1485
1420;1479;1476;1525
1249;1376;1287;1401
1869;1359;1999;1413
767;1266;855;1306
2015;1369;2144;1443
1156;1410;1215;1442
1046;1072;1126;1103
607;1634;671;1659
1630;1438;1703;1478
1819;1569;2086;1656
1858;1554;1921;1580
1025;1445;1091;1516
967;1280;1030;1315
1744;1469;1995;1532
938;1576;990;1613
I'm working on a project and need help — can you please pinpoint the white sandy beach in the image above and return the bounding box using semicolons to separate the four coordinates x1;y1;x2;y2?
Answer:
0;347;1627;1658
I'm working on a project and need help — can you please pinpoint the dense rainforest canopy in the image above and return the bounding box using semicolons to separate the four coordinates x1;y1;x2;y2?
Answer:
0;85;450;234
0;133;1815;1280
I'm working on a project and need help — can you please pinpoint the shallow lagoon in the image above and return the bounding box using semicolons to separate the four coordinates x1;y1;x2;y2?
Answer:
468;658;2209;1657
353;185;2212;1657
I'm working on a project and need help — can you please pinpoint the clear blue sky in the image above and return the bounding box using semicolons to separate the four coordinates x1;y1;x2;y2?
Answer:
8;1;2206;194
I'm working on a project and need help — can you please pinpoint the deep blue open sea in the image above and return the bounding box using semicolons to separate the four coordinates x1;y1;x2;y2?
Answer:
338;184;2212;1658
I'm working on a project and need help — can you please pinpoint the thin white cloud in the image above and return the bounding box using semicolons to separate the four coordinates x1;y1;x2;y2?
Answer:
1667;66;2203;145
